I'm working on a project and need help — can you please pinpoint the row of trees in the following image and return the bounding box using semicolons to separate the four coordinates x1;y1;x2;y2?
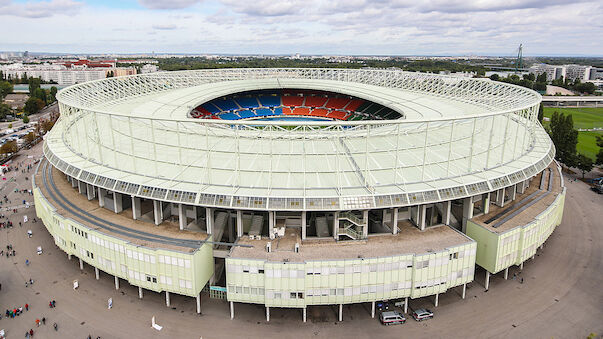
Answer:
548;111;601;178
489;73;548;92
0;112;59;155
550;77;597;94
23;77;57;116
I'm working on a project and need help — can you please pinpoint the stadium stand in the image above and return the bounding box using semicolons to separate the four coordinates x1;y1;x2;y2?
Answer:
310;108;328;117
213;99;240;111
258;95;281;107
238;110;256;119
235;97;260;109
202;103;222;114
304;96;328;108
325;97;351;110
282;95;304;107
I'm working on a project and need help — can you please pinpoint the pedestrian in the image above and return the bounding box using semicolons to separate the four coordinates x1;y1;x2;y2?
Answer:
36;318;40;327
25;303;28;311
53;323;57;331
49;301;52;308
29;329;34;336
52;300;56;307
42;317;45;325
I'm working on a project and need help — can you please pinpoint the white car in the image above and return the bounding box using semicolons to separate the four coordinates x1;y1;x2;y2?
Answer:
412;308;434;321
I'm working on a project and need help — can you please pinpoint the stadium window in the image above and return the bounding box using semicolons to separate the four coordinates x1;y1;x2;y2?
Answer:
297;292;304;299
290;292;297;299
259;269;264;274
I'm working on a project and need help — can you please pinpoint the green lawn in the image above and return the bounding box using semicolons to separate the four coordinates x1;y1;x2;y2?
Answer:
542;107;603;161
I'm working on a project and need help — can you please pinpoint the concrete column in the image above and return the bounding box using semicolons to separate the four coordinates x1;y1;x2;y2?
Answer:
332;212;339;240
485;271;490;291
86;184;95;200
236;210;243;238
518;181;526;194
95;267;99;280
206;208;214;234
301;211;307;240
268;211;275;240
196;294;201;314
404;297;408;314
178;203;185;231
113;192;123;213
496;188;505;207
131;196;141;220
371;301;375;318
462;197;474;233
434;293;439;307
79;257;83;270
68;254;72;260
392;208;399;234
504;267;509;280
266;306;270;322
77;179;85;194
462;283;466;299
520;262;524;270
338;304;343;322
510;184;517;202
98;187;105;207
444;201;452;225
363;210;369;238
482;193;490;214
540;244;544;250
230;301;234;319
114;276;119;290
420;204;427;231
303;307;307;323
138;286;143;299
165;291;170;307
382;209;388;227
153;200;162;225
71;177;78;188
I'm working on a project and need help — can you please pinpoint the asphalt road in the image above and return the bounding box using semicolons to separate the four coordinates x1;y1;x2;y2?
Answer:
0;140;601;339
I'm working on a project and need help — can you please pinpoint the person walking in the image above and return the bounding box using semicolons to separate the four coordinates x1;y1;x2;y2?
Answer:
35;318;40;327
41;317;45;325
29;329;34;336
25;303;28;311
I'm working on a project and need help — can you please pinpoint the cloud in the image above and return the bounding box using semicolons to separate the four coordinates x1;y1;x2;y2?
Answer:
152;23;178;30
0;0;83;18
138;0;201;10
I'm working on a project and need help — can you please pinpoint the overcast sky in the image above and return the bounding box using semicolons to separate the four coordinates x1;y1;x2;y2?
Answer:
1;0;602;56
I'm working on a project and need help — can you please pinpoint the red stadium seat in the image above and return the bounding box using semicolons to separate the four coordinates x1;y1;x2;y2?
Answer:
282;95;304;107
325;98;351;110
282;107;294;115
293;107;311;116
328;110;347;120
310;108;329;117
304;96;328;108
345;99;364;112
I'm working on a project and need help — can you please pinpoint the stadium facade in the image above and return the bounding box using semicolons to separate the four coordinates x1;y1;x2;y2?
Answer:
33;68;565;321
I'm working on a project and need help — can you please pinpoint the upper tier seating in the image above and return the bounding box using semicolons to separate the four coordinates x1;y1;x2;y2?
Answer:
202;103;222;114
238;110;255;119
213;99;239;111
345;99;364;112
282;95;304;107
293;107;310;116
304;96;328;107
325;97;351;110
258;95;281;107
310;108;328;117
219;112;239;120
235;97;260;108
327;111;348;120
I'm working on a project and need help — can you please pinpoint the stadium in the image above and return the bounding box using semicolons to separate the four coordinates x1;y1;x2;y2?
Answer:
33;68;565;321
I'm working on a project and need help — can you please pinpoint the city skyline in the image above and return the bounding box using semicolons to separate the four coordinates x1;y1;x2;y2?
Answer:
0;0;602;56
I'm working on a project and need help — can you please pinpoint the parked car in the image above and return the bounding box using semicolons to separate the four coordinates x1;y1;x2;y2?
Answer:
380;311;406;326
412;308;434;321
377;300;390;311
590;186;603;194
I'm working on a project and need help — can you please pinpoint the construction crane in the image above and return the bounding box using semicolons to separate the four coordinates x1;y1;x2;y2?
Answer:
514;44;523;72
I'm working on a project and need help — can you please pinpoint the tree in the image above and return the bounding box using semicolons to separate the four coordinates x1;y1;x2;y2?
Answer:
576;153;593;178
28;77;41;94
49;86;58;103
537;103;544;123
596;136;603;165
0;81;12;100
0;103;11;120
533;82;547;92
22;115;30;123
489;74;499;81
573;82;596;94
0;140;17;154
24;97;44;115
548;112;578;165
536;72;547;83
24;132;36;144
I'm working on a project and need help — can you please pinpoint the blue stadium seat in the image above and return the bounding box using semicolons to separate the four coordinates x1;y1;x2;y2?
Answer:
236;97;260;108
219;112;239;120
213;99;239;111
272;108;283;115
255;108;274;117
258;95;281;107
238;110;255;119
201;103;222;114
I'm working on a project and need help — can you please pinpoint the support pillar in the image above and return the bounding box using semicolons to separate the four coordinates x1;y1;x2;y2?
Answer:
420;205;427;231
301;211;307;240
303;307;307;323
165;291;170;307
131;196;141;220
114;276;119;290
510;184;517;202
138;286;143;299
68;253;72;260
434;293;439;307
71;177;78;188
178;203;185;231
332;211;339;240
269;211;275;240
504;267;509;280
520;262;524;270
98;187;105;207
196;294;201;314
462;197;474;233
518;180;526;194
86;184;95;200
371;301;375;318
462;283;466;299
404;297;408;314
444;201;452;225
95;267;99;280
485;271;490;291
236;210;243;238
266;306;270;322
482;193;490;214
153;200;162;226
79;257;83;270
363;210;369;238
338;304;343;322
77;179;85;194
206;207;213;234
230;301;234;320
392;208;399;234
113;192;123;213
496;188;505;207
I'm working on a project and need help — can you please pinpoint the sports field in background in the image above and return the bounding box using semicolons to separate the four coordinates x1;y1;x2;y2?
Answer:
542;107;603;160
